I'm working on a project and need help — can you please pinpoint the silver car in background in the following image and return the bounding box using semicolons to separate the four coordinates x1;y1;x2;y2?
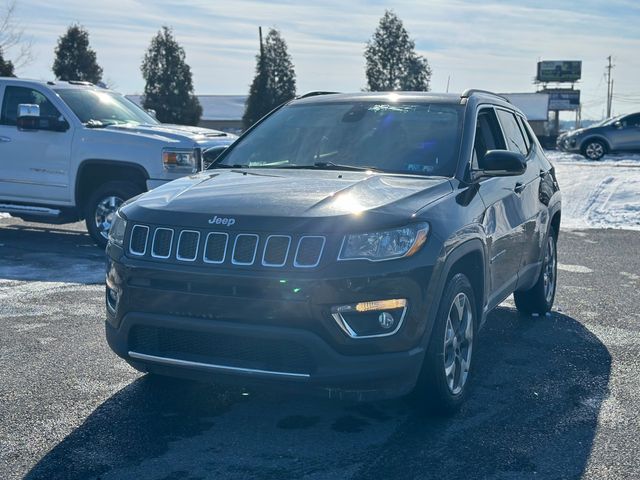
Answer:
558;112;640;160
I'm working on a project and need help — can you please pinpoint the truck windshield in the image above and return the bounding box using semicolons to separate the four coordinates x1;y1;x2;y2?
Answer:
55;89;158;126
218;102;464;176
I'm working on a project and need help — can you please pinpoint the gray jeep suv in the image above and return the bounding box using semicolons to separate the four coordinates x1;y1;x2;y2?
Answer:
558;112;640;160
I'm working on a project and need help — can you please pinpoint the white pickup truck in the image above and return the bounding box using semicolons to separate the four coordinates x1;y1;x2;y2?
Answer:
0;78;237;246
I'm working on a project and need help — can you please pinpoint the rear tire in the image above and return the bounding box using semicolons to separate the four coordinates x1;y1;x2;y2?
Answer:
413;273;476;415
514;231;558;315
84;181;143;248
582;139;606;160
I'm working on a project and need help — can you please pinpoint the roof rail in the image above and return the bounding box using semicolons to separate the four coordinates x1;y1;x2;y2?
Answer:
460;89;510;103
67;80;94;86
296;91;340;99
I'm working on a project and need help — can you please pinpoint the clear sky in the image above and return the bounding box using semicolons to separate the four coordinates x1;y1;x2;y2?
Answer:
6;0;640;119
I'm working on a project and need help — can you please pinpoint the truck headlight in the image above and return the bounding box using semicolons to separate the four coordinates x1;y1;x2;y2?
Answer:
162;148;199;173
108;211;127;247
338;223;429;261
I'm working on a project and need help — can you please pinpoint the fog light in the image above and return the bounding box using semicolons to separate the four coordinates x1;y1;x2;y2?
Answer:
106;286;119;313
331;298;407;339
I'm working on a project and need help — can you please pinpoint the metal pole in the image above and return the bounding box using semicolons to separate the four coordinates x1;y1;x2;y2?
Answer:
605;55;613;118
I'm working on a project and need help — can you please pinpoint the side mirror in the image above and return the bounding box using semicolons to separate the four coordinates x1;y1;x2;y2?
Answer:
16;104;40;130
146;108;157;119
475;150;526;178
613;120;623;129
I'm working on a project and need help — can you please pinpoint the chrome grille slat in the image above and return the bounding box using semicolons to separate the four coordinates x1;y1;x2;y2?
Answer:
129;225;149;256
151;228;174;259
176;230;200;262
203;232;228;264
262;235;291;267
127;224;325;268
232;234;259;265
294;236;326;268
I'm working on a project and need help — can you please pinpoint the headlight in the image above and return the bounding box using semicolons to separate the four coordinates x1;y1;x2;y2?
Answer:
108;211;127;247
162;148;199;173
338;223;429;261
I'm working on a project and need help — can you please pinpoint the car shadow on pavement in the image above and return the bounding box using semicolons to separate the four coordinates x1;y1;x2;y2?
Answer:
24;307;610;480
0;222;103;284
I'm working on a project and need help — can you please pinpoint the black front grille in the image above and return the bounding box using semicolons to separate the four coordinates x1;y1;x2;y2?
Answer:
295;236;325;267
130;225;149;255
152;228;173;258
233;234;258;264
130;325;315;374
177;231;199;260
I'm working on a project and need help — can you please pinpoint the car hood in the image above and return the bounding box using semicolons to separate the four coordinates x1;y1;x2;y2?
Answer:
122;169;453;232
104;123;237;145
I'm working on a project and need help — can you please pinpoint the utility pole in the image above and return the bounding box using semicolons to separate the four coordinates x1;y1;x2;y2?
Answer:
259;26;264;57
605;55;614;118
446;75;450;93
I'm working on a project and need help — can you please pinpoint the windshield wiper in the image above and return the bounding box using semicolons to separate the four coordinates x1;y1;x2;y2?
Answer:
275;162;382;172
207;163;246;169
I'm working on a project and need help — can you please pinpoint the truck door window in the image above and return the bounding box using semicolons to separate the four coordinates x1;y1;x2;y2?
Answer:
472;108;506;168
0;86;62;129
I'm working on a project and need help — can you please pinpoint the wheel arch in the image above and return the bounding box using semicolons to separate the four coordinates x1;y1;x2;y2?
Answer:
579;135;611;153
75;160;149;216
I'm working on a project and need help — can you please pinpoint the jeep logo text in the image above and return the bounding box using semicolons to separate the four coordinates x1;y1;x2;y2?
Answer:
208;216;236;227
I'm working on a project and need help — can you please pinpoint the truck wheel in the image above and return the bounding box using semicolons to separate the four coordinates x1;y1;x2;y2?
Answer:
514;232;558;315
84;181;143;248
582;139;606;160
414;273;476;415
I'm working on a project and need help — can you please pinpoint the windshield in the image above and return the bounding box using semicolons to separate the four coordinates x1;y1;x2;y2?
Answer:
55;89;158;126
218;102;464;176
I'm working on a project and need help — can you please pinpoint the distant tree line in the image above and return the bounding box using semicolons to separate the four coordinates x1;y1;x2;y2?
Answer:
2;3;431;128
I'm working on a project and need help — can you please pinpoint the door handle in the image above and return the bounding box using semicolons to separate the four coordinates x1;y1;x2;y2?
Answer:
0;136;11;143
514;182;525;194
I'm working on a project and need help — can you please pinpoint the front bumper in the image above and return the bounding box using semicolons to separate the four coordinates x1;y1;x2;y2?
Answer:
557;135;580;152
105;244;440;400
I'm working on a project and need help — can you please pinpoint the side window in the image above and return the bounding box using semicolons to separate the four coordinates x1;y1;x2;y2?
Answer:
516;115;532;152
622;114;640;128
0;86;62;127
496;109;528;156
472;108;506;168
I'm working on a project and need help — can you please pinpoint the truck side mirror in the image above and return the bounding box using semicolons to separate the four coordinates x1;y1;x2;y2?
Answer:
16;104;40;130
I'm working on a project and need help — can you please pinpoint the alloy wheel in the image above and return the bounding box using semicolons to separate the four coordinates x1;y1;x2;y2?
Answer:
585;142;604;160
94;195;124;240
443;292;474;395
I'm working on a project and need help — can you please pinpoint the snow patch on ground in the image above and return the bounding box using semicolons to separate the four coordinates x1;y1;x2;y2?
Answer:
0;212;11;218
548;151;640;230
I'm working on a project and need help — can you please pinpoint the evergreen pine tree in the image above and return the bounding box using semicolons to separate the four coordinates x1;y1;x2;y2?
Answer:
52;24;103;83
243;28;296;129
141;26;202;126
0;48;15;77
365;11;431;92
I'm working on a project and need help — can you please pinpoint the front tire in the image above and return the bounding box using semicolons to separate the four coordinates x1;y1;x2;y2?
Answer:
84;181;143;248
414;273;476;415
582;139;606;160
514;232;558;315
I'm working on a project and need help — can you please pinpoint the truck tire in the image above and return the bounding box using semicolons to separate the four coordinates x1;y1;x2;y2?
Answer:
84;181;143;248
514;231;558;315
413;273;476;415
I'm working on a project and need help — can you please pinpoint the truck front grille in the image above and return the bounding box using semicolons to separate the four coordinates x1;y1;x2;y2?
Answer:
127;224;326;269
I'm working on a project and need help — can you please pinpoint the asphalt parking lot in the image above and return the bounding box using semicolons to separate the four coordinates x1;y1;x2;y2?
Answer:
1;217;639;480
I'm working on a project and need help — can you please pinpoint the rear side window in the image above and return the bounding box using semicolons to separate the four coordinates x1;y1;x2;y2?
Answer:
496;109;528;156
622;114;640;128
0;86;61;127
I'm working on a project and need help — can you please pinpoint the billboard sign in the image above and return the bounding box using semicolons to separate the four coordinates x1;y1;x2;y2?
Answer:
537;61;582;83
546;89;581;111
